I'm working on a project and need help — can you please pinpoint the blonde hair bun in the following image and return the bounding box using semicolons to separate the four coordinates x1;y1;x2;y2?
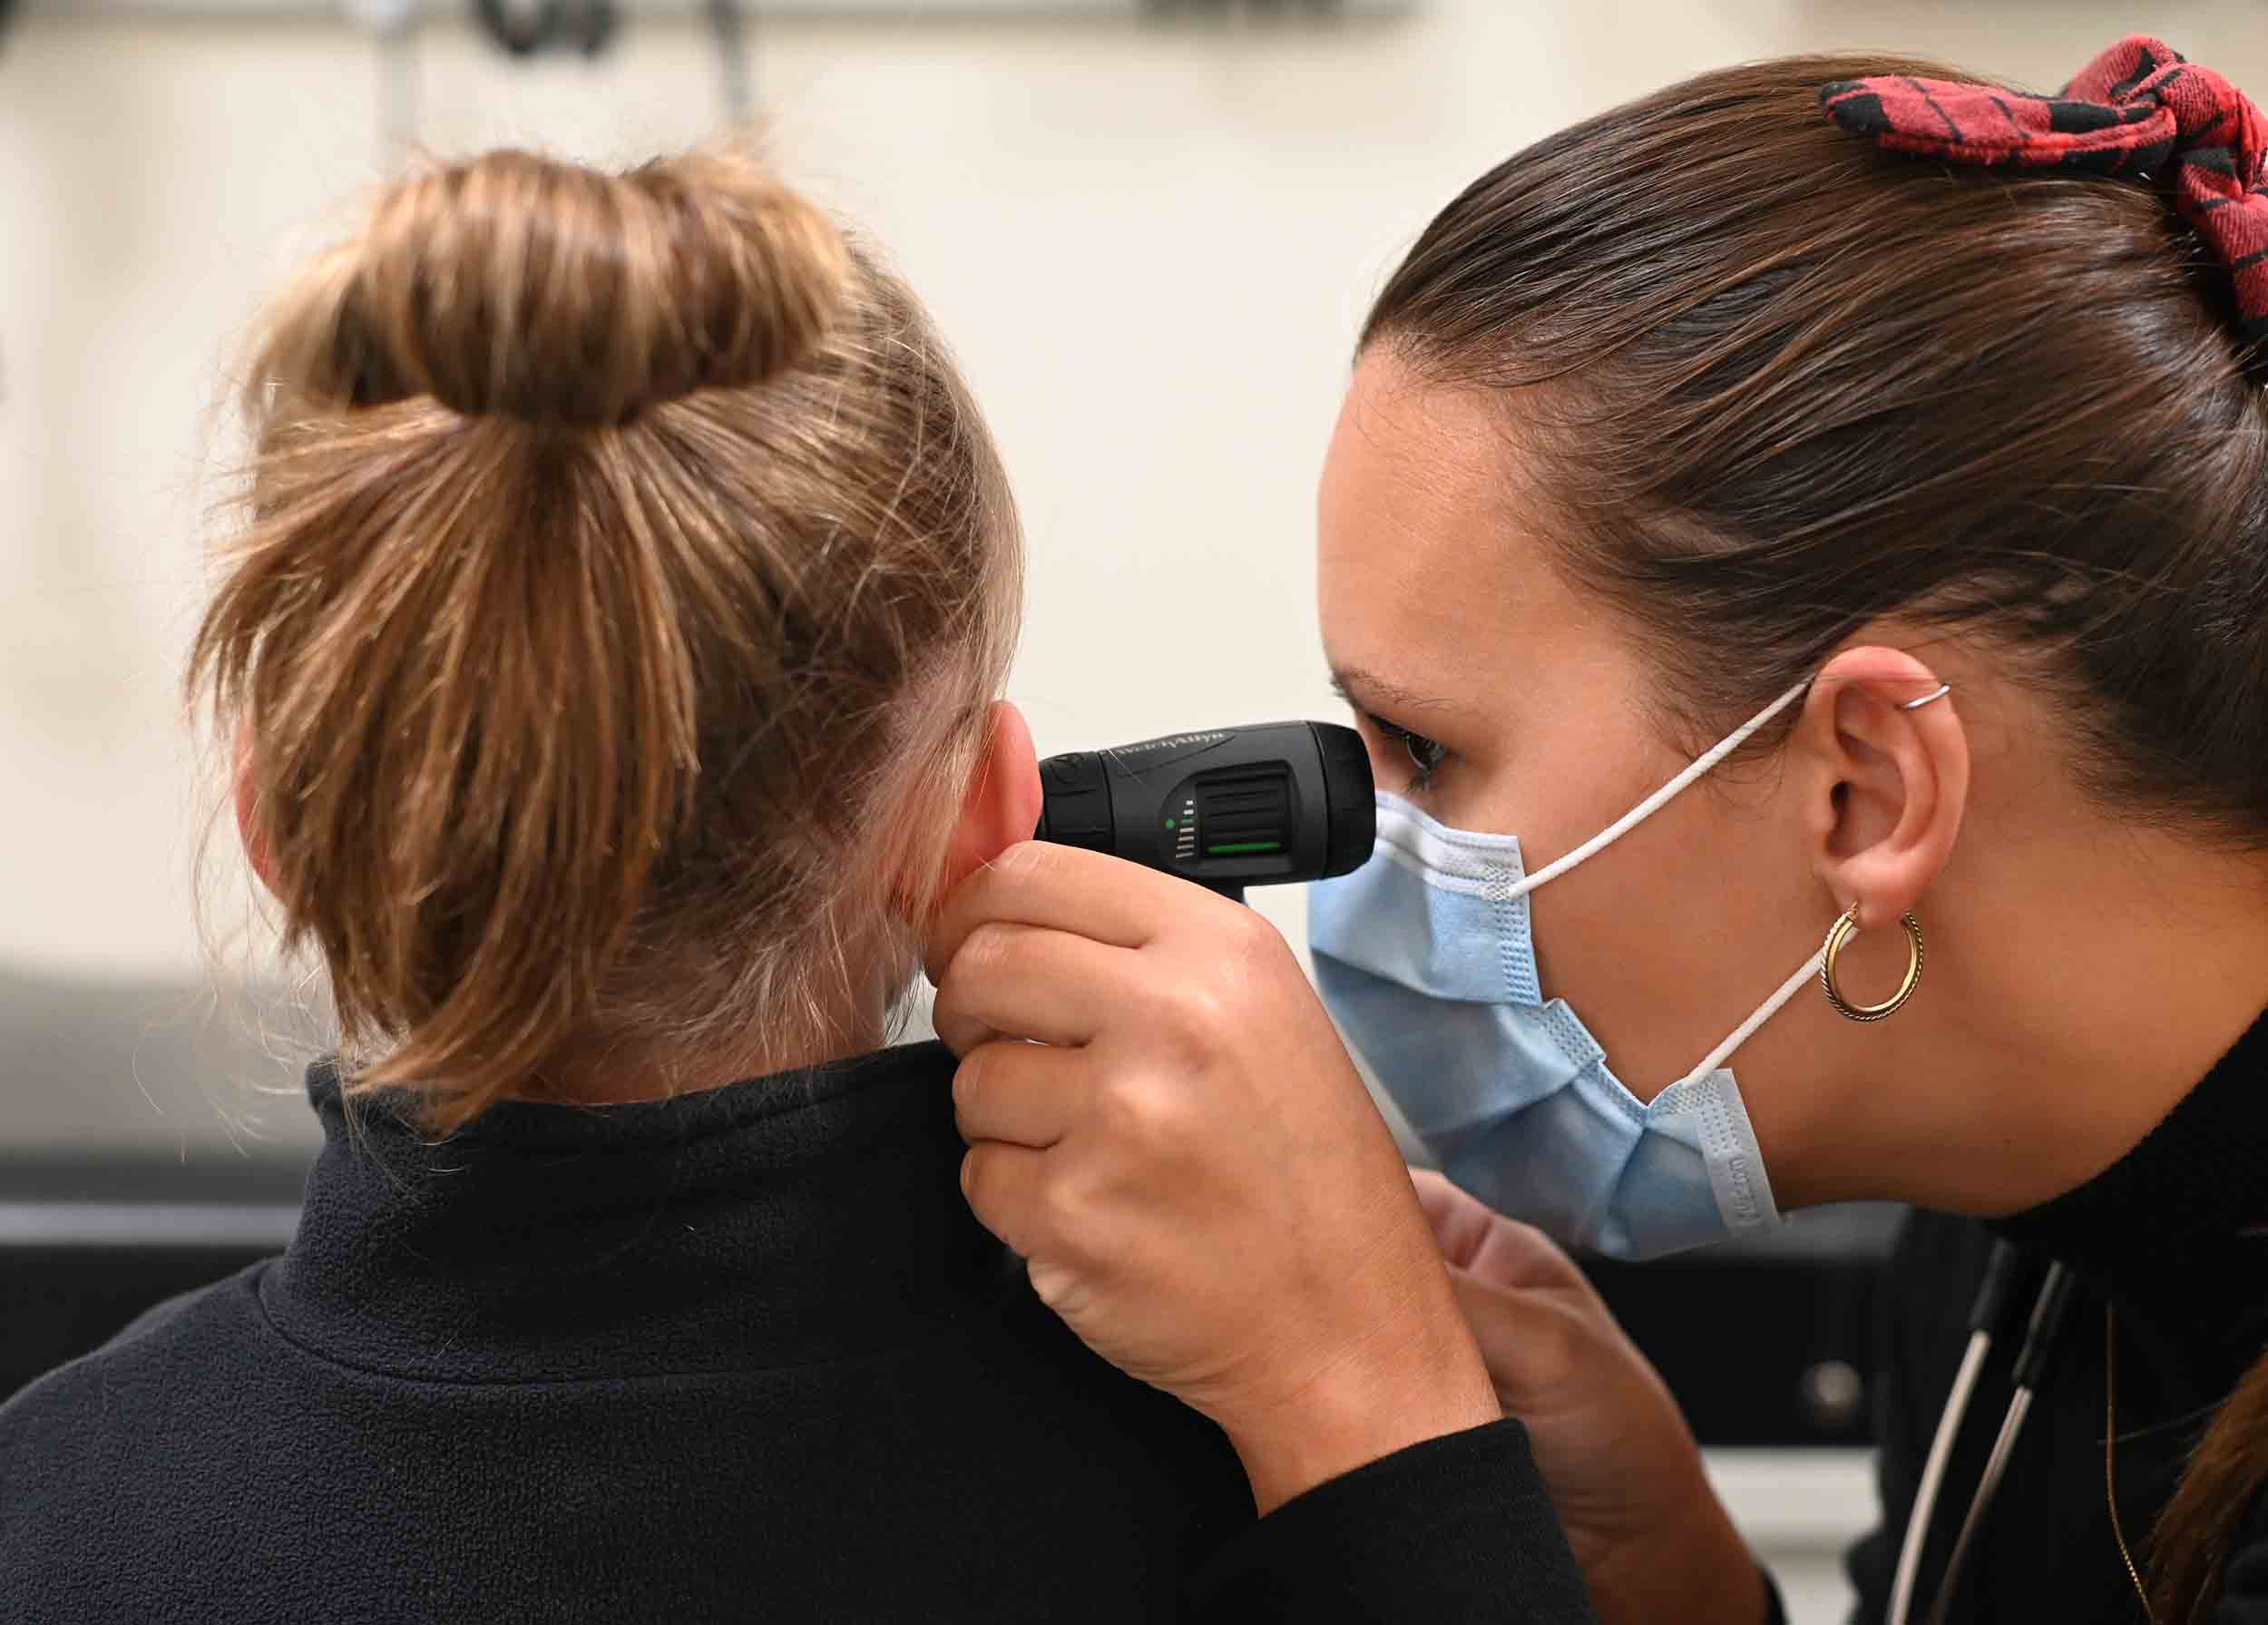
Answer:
265;148;851;426
199;142;1020;1131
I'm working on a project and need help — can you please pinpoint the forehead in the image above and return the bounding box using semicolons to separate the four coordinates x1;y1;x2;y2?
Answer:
1317;353;1588;693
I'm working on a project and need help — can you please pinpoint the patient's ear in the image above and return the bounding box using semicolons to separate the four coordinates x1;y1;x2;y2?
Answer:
232;721;281;899
937;700;1042;900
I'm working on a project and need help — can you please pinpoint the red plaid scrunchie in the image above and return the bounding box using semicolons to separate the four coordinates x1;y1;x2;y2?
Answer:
1822;36;2268;351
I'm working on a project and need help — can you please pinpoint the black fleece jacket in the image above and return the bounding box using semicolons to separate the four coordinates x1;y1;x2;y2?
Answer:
0;1041;1589;1622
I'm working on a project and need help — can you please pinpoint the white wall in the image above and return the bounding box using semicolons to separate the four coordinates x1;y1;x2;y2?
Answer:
5;0;2263;984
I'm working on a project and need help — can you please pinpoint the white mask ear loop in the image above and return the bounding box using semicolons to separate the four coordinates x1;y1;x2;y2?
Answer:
1670;945;1831;1091
1482;675;1822;1094
1504;678;1813;904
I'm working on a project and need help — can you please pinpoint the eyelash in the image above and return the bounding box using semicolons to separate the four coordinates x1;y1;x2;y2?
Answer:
1365;713;1450;791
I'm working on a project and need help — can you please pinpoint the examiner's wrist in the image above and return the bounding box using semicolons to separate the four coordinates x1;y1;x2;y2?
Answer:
1672;1463;1771;1625
1686;1512;1773;1625
1223;1325;1503;1516
1581;1466;1770;1625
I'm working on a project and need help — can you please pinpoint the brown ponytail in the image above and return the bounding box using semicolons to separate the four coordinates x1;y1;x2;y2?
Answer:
191;148;1019;1131
2153;1350;2268;1619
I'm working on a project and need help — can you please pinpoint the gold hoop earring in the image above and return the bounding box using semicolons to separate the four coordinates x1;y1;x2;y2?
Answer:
1820;903;1924;1023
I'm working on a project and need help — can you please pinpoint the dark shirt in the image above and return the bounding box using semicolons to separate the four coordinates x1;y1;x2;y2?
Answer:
0;1041;1589;1622
1844;1009;2268;1623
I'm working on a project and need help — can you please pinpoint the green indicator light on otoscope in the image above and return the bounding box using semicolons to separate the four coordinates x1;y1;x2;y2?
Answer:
1206;840;1283;856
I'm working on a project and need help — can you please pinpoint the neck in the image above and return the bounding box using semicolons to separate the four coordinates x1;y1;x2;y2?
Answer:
523;966;902;1109
1767;822;2268;1217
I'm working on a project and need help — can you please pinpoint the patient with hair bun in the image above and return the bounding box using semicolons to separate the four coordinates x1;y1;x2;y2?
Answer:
0;148;1266;1620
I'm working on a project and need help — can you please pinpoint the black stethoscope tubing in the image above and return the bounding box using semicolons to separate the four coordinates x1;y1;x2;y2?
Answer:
1886;1242;2080;1625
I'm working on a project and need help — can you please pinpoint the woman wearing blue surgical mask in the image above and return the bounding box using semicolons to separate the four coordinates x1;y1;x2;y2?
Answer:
929;39;2268;1625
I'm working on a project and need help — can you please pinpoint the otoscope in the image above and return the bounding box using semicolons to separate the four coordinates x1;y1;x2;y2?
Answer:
1031;721;1376;903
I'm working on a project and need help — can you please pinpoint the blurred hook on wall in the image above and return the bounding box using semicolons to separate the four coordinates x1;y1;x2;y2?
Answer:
709;0;754;129
472;0;618;60
342;0;421;159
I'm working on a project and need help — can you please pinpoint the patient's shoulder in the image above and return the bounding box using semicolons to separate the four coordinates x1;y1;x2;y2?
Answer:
0;1265;263;1456
960;1248;1252;1493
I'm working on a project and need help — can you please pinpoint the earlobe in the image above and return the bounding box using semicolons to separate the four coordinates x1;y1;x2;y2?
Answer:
938;700;1043;899
1799;648;1970;928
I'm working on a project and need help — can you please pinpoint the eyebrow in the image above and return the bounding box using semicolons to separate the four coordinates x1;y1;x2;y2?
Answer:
1329;666;1461;719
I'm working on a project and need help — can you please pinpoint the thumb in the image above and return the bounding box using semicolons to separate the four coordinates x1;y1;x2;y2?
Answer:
1413;1169;1587;1293
1441;1264;1598;1420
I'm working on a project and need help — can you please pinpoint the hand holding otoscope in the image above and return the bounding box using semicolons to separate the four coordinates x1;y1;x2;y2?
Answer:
931;719;1509;1520
1012;718;1766;1624
948;729;1745;1615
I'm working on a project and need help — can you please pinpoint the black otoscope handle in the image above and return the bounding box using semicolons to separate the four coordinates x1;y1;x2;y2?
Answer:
1034;721;1374;904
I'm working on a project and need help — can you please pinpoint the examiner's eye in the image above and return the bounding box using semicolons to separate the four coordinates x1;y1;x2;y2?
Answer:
1366;714;1450;790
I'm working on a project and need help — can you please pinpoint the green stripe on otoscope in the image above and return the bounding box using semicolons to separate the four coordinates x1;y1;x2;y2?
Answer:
1205;841;1283;855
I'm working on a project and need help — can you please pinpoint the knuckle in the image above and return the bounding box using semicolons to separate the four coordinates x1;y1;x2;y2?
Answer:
1144;918;1285;1047
1219;912;1294;992
1094;1073;1186;1153
1024;1258;1079;1317
1498;1216;1586;1290
1159;979;1230;1053
1129;957;1214;1035
1221;902;1284;958
1498;1216;1556;1258
1176;894;1278;966
1035;1166;1095;1247
1526;1298;1591;1388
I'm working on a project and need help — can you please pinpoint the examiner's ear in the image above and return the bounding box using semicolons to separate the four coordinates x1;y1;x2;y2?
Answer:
1794;647;1970;928
231;720;282;900
936;700;1043;901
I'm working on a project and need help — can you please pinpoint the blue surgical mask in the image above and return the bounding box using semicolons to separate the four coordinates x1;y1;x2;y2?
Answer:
1308;681;1821;1260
